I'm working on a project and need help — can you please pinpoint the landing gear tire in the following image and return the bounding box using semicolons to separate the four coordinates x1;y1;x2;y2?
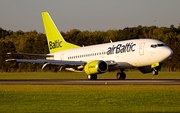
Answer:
152;69;158;75
121;73;126;79
116;72;126;80
87;74;97;80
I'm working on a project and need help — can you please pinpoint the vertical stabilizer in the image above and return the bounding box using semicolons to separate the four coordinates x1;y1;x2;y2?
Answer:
42;12;79;53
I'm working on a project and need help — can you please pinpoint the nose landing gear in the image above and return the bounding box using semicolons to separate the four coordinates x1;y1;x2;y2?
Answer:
116;69;126;80
152;69;158;75
151;63;161;75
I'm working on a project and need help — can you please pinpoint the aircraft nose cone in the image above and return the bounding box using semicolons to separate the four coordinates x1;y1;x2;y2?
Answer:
166;47;173;58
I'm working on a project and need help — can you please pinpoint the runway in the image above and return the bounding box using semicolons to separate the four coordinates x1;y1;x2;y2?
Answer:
0;79;180;85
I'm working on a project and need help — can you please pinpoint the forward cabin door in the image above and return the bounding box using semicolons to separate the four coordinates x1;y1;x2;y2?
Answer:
139;42;145;55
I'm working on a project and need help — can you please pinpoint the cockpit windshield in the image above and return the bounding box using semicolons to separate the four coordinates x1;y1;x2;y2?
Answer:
151;44;165;48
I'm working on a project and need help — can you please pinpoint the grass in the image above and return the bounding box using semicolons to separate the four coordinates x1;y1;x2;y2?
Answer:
0;71;180;79
0;85;180;113
0;72;180;112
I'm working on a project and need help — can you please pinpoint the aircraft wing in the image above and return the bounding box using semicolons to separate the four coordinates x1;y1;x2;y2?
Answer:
6;58;116;66
6;59;85;65
6;58;117;70
7;52;54;57
6;58;86;71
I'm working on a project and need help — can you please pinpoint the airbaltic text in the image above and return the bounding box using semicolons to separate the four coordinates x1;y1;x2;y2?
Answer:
107;43;136;55
49;40;62;50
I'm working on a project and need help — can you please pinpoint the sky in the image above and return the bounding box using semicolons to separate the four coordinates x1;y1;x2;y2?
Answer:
0;0;180;33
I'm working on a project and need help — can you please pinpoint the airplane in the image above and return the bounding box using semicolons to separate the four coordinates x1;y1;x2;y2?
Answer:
6;12;173;80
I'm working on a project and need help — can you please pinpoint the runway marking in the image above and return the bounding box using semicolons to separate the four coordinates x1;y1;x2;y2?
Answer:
0;79;180;85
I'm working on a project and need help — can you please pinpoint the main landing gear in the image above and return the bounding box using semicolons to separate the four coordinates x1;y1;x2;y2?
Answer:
116;69;126;80
87;74;97;80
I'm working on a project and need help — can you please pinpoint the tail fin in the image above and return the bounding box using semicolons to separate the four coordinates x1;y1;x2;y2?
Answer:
42;12;79;53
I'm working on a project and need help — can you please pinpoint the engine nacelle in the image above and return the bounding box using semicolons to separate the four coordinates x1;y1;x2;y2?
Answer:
84;60;108;75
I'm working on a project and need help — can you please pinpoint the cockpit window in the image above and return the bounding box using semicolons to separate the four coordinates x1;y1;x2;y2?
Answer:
151;44;165;48
157;44;164;47
151;45;157;48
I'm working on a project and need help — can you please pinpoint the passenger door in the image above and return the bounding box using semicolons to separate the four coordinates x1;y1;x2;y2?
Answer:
139;42;145;55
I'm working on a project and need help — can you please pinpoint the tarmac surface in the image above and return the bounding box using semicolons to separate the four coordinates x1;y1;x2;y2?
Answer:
0;79;180;85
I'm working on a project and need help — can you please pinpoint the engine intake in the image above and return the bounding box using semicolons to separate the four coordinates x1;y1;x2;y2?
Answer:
84;60;108;75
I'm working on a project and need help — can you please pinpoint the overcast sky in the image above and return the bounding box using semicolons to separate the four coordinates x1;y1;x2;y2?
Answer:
0;0;180;33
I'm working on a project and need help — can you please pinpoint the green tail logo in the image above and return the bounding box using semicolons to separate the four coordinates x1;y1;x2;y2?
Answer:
49;40;62;50
42;12;79;53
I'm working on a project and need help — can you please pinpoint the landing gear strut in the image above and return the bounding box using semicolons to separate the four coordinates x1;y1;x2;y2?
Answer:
87;74;97;80
116;69;126;80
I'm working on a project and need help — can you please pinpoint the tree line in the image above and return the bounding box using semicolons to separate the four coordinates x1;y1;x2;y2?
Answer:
0;25;180;72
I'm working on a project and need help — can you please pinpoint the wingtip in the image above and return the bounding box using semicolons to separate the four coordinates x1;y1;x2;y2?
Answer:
5;59;16;62
7;52;12;55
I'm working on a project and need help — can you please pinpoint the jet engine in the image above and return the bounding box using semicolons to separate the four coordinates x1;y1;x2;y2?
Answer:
84;60;108;75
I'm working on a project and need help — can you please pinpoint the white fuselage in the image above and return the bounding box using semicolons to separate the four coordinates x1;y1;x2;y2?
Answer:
51;39;173;70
